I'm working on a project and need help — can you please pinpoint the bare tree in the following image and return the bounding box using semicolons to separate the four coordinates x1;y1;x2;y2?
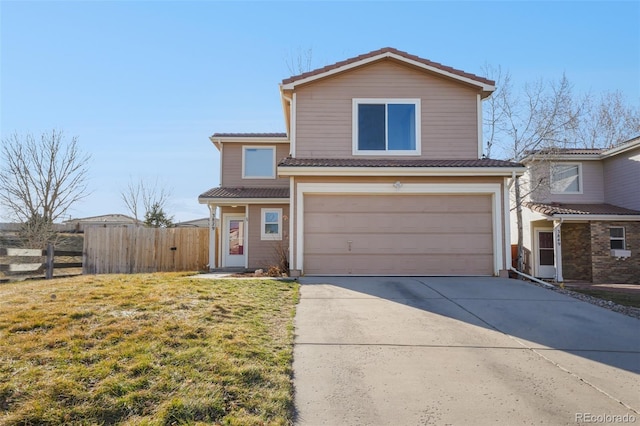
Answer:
285;47;314;75
0;130;90;248
483;67;583;272
572;91;640;149
120;177;172;225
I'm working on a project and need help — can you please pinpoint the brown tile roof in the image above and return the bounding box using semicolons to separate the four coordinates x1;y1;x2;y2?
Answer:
527;148;603;156
281;47;495;87
279;157;523;168
525;202;640;216
199;187;289;199
210;133;287;138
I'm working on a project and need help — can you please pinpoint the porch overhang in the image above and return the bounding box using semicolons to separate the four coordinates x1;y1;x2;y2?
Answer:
198;187;290;206
524;202;640;222
199;198;290;206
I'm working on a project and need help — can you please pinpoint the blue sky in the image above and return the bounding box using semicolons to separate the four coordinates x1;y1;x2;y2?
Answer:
1;1;639;221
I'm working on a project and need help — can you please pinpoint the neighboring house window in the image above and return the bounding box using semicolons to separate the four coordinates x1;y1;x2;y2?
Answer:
352;99;421;155
261;208;282;240
550;163;582;194
610;227;626;250
243;146;275;179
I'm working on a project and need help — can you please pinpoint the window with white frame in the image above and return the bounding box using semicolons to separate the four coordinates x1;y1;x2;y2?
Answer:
261;208;282;240
353;99;420;155
243;146;275;179
550;163;582;194
610;227;626;250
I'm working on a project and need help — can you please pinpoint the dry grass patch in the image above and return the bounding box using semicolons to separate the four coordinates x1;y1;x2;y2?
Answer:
0;273;299;425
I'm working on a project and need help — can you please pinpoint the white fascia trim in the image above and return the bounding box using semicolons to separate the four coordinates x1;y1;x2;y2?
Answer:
278;166;526;177
601;138;640;158
477;94;483;159
295;182;504;276
281;52;495;93
219;143;224;186
291;93;297;157
198;198;290;205
547;214;640;221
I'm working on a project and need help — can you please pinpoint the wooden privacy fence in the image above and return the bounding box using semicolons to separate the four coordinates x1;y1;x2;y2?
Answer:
0;244;83;282
83;227;209;274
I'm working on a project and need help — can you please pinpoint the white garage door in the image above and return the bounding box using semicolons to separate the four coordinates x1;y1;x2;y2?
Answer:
303;194;494;275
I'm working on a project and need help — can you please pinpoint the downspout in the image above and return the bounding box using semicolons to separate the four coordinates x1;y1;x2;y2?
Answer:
553;217;564;284
282;94;295;157
510;267;555;288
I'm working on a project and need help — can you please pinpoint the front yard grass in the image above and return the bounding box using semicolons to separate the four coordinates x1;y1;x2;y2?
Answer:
0;273;299;425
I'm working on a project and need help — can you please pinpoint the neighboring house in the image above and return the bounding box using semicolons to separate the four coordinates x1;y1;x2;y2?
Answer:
199;47;525;275
174;218;211;228
516;136;640;284
63;214;138;231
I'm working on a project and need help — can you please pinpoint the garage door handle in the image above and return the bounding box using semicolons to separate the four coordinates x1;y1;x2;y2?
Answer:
347;240;352;252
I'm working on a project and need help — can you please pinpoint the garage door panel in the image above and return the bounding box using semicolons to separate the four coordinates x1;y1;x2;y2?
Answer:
305;233;492;254
306;212;491;233
305;194;491;214
305;254;494;275
303;193;495;275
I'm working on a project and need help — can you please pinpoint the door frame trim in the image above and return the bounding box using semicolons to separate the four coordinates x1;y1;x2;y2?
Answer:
222;213;247;268
533;227;555;278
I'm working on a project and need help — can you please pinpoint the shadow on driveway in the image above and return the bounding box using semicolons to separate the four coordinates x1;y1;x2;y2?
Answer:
298;276;639;373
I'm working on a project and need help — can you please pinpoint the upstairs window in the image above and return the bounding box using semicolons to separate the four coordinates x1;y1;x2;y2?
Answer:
610;227;625;250
550;163;582;194
353;99;420;155
243;146;275;179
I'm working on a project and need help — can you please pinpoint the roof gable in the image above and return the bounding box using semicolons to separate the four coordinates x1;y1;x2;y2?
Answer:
280;47;495;96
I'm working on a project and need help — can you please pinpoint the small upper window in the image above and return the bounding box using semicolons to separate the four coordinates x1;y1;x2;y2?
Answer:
610;227;625;250
243;146;275;179
353;99;420;155
261;208;282;240
550;163;582;194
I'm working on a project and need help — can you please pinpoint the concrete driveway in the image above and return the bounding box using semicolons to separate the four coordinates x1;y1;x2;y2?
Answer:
293;276;639;425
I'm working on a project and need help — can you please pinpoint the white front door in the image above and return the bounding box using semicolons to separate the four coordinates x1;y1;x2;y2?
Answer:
535;229;555;278
224;215;246;268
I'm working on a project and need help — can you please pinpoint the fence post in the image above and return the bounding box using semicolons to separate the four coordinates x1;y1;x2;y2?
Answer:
45;243;54;279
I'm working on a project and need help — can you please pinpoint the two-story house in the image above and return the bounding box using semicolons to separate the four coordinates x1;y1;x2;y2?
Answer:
516;136;640;284
199;47;525;276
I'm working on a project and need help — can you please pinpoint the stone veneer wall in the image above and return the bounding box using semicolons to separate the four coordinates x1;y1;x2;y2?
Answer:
561;223;592;282
590;221;640;284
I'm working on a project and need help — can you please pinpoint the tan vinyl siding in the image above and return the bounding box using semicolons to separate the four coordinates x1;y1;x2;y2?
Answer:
603;147;640;210
221;143;290;187
247;204;289;269
294;60;480;159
